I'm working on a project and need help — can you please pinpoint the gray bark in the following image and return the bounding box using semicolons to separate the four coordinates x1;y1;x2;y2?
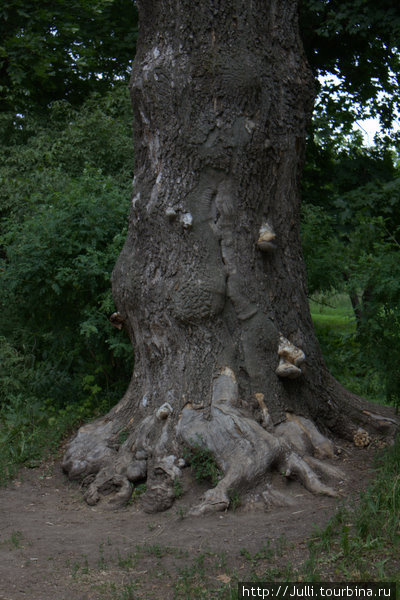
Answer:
62;0;398;513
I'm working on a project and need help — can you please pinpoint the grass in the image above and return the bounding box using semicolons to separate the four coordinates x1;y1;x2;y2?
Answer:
309;292;356;330
0;530;24;550
183;435;221;487
0;390;116;487
303;437;400;583
310;291;386;404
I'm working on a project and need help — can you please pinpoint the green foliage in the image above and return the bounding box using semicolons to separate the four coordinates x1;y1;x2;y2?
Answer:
183;437;221;487
117;429;130;445
312;321;385;404
0;0;138;113
0;170;132;404
129;483;146;503
355;439;400;543
0;83;134;481
354;224;400;408
0;81;133;223
301;205;344;294
309;293;355;329
227;488;241;511
303;130;400;409
0;366;106;485
301;0;400;135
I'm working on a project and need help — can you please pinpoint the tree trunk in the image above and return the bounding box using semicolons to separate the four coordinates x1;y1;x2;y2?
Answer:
62;0;398;514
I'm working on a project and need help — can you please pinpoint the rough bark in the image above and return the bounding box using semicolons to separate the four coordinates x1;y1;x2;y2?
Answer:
62;0;398;513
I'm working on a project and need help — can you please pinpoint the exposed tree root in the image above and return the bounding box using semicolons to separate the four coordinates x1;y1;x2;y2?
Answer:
62;419;116;481
176;367;340;515
62;367;398;514
262;484;296;509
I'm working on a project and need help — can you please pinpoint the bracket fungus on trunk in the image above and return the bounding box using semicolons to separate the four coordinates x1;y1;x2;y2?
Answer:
275;335;306;379
180;212;193;229
257;222;276;251
109;311;125;330
156;402;173;420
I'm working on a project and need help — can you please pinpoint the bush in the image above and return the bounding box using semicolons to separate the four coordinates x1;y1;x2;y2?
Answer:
0;82;132;230
0;170;133;408
0;85;134;481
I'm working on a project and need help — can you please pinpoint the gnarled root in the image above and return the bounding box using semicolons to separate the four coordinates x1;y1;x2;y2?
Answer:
63;406;185;511
62;365;396;513
85;473;133;507
142;455;181;513
62;418;117;481
262;484;296;509
281;452;337;497
177;367;342;515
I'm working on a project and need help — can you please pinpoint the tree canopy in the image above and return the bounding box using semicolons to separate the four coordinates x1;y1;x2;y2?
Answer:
301;0;400;135
0;0;138;113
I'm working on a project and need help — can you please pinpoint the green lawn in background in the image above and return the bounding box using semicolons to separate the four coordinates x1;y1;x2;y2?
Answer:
310;292;356;331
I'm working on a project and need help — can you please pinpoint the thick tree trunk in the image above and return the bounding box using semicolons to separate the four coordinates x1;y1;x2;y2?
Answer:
62;0;398;513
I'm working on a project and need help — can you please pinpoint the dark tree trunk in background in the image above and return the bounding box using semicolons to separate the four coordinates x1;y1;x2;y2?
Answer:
62;0;398;514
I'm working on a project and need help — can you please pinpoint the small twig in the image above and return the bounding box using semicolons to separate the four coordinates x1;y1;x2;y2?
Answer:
383;225;400;248
308;296;336;309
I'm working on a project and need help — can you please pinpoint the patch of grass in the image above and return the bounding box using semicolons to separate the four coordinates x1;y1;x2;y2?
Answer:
309;292;386;404
116;550;135;569
94;582;138;600
97;541;107;569
309;292;355;331
0;530;26;550
228;489;241;511
304;438;400;581
173;477;183;498
0;391;115;487
240;542;275;572
130;482;146;502
173;551;232;599
176;507;186;520
118;584;137;600
183;435;221;487
117;429;130;445
3;530;24;549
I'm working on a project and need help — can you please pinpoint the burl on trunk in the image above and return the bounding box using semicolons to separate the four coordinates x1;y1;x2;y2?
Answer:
62;0;398;514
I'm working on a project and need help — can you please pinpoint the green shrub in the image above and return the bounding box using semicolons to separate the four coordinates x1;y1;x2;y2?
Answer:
0;171;133;410
0;84;134;482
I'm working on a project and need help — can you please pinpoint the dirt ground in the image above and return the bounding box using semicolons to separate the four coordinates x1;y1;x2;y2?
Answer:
0;441;377;600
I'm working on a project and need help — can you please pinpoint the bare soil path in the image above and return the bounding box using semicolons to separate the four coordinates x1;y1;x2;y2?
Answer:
0;443;375;600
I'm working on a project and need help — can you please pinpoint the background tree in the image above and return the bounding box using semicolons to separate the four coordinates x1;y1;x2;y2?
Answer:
0;0;138;114
61;0;398;515
299;0;400;410
300;0;400;135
